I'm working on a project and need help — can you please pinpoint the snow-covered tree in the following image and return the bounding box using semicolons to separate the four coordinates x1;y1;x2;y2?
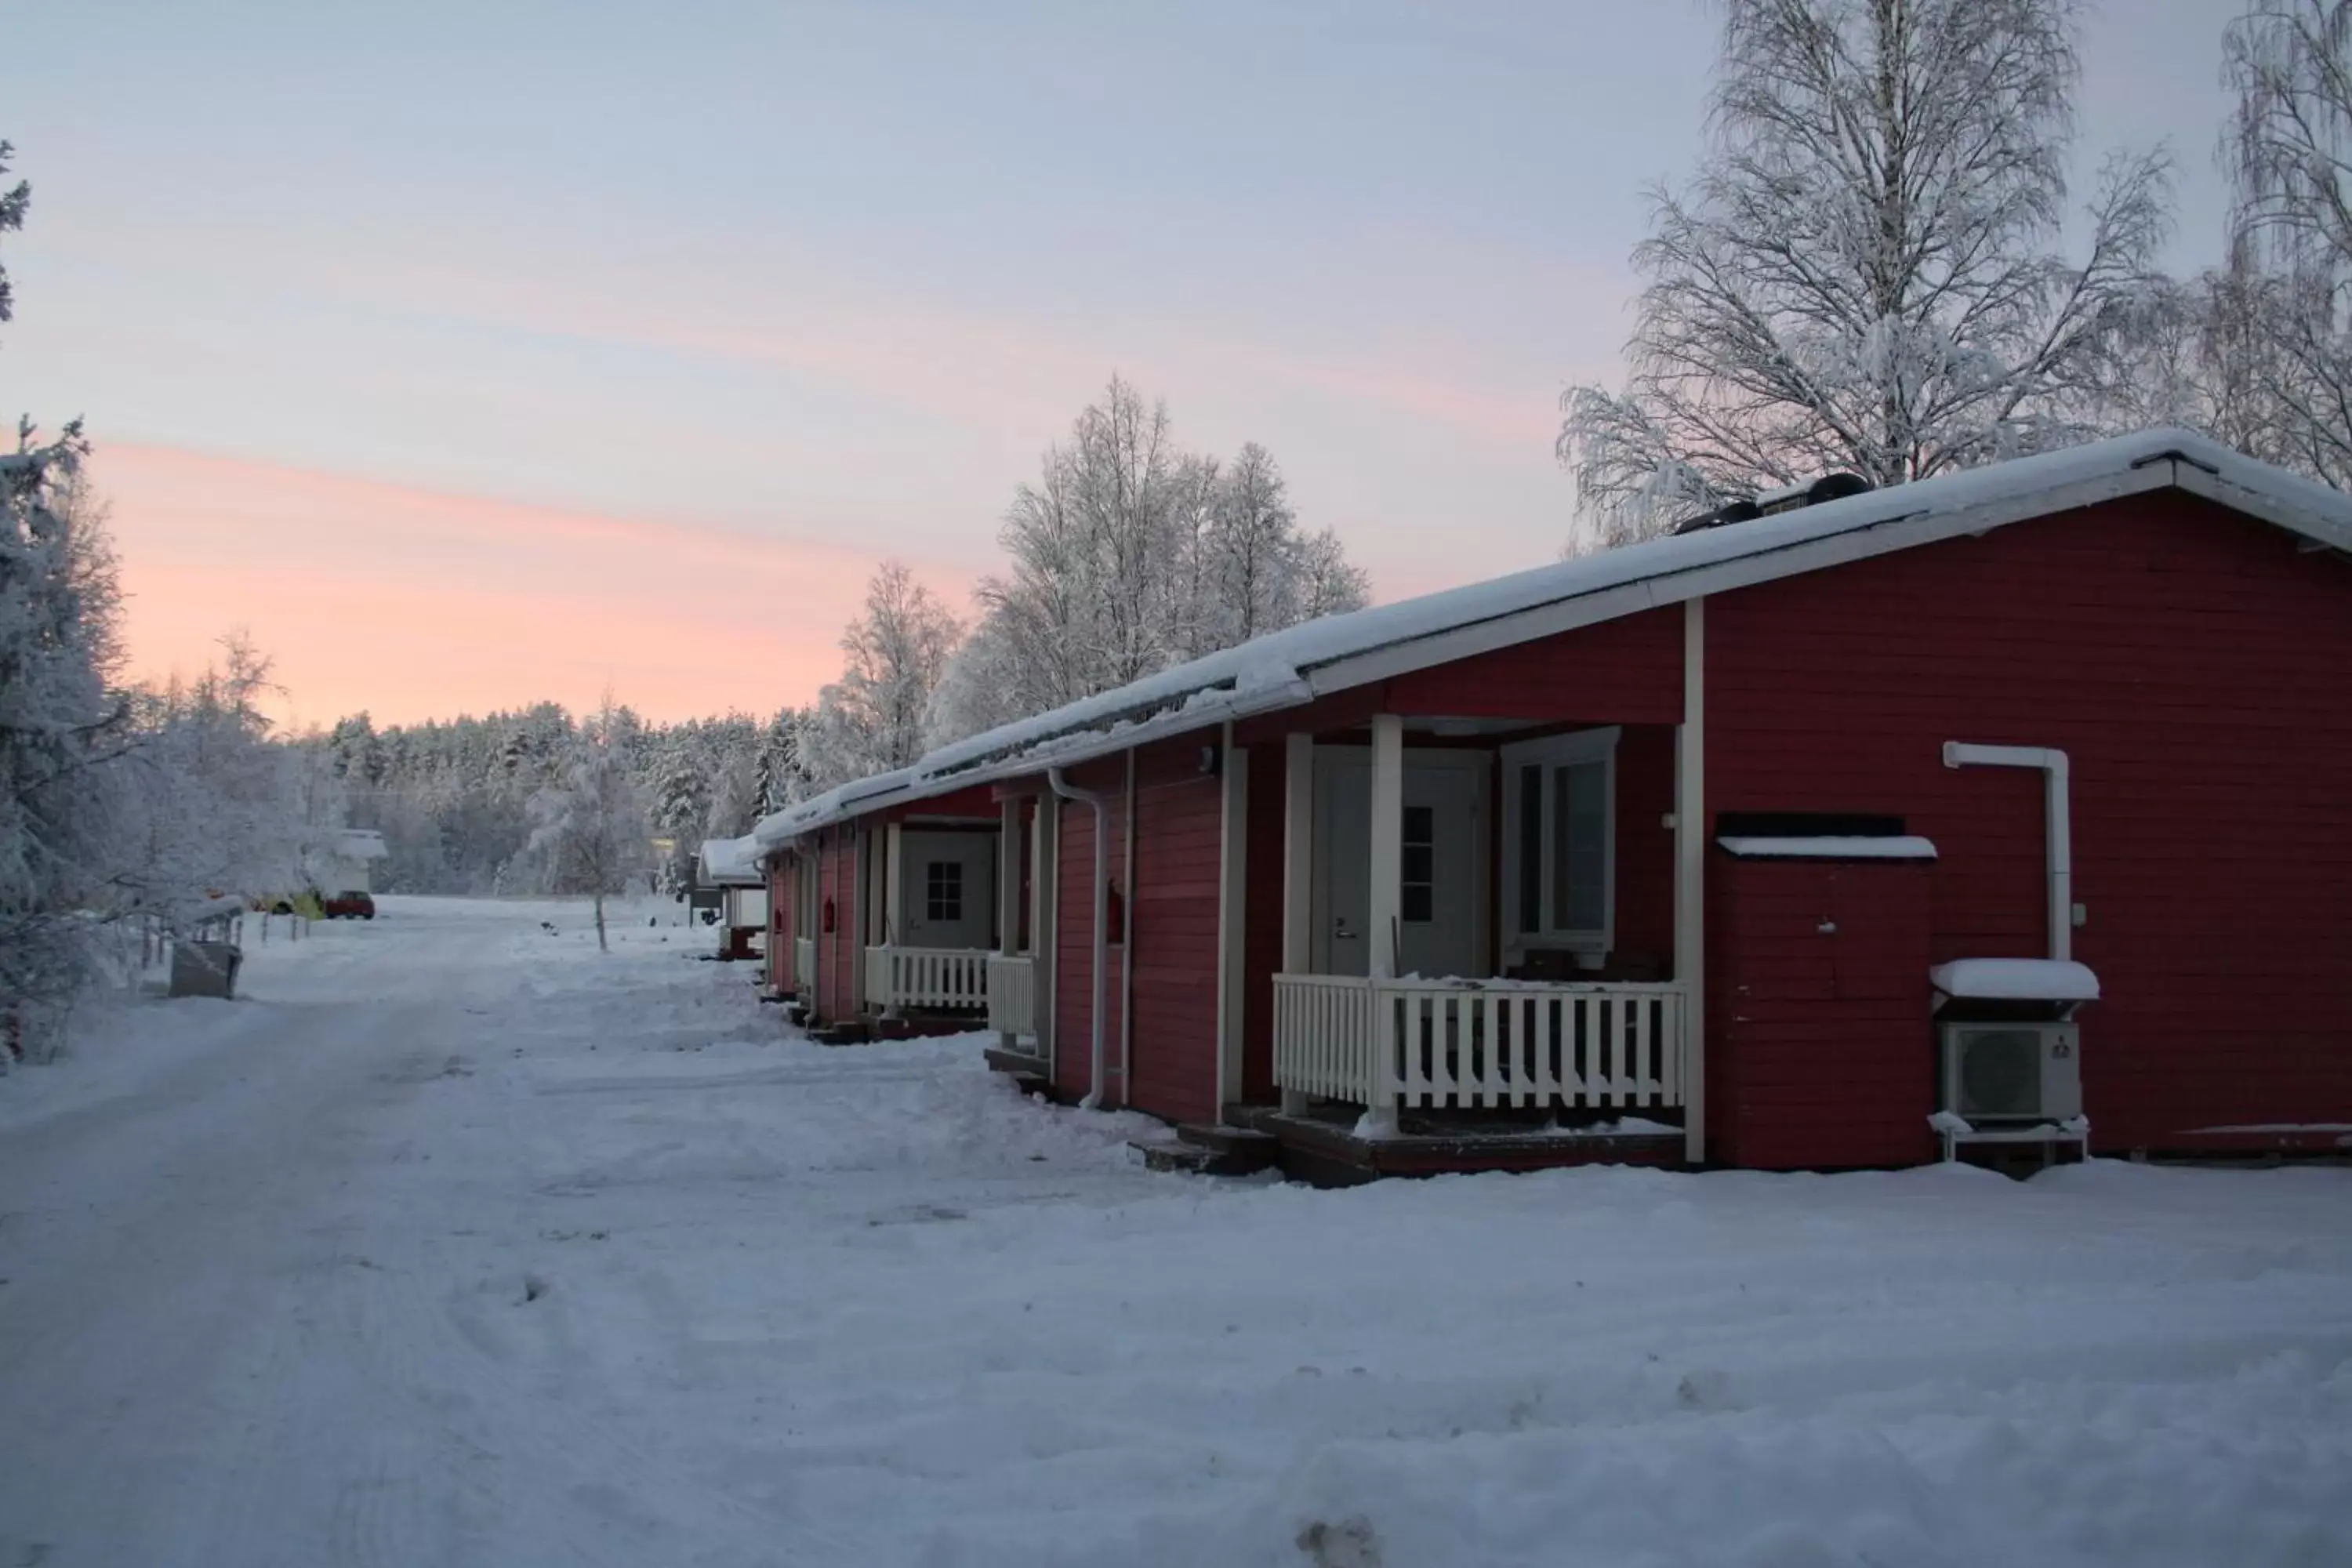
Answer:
804;561;960;788
925;383;1370;747
751;706;810;815
1559;0;2175;546
118;634;307;924
2214;0;2352;487
526;697;644;951
0;140;27;332
0;419;127;1054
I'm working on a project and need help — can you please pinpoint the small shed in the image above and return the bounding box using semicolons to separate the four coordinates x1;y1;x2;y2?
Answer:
696;836;768;960
306;829;389;896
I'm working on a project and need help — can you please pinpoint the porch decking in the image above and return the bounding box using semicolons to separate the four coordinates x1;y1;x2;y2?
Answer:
1232;1102;1686;1185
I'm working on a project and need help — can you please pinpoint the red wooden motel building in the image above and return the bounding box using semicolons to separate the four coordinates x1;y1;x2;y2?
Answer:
747;430;2352;1180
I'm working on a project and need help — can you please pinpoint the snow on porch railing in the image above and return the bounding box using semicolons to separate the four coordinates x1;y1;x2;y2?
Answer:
793;936;816;993
863;946;990;1011
1272;975;1687;1111
985;953;1037;1040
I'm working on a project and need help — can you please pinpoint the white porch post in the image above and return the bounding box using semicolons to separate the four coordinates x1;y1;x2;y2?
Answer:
883;822;904;948
1368;714;1404;981
997;797;1022;1049
1214;727;1248;1116
1677;597;1708;1167
848;829;868;1014
1366;714;1404;1129
1281;732;1314;1113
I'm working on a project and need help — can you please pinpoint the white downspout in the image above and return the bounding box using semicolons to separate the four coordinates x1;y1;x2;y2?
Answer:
1942;742;2073;962
1119;748;1137;1106
1048;766;1113;1110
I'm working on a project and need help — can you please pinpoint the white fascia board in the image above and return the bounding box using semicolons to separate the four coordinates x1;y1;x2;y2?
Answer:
2169;463;2352;554
1301;463;2179;701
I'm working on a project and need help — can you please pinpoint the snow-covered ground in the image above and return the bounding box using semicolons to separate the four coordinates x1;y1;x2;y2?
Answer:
2;898;2347;1568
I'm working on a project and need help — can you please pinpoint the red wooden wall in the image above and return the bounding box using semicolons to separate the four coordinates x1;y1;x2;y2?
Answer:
1385;604;1684;724
817;827;858;1026
1706;492;2352;1154
1708;856;1936;1168
1127;742;1225;1127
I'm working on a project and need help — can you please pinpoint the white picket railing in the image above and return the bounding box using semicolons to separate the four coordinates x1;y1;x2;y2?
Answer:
1272;975;1688;1111
1272;973;1384;1102
986;953;1037;1040
864;946;991;1011
793;936;816;994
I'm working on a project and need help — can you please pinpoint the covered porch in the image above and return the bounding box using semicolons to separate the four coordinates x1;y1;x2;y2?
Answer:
856;808;1006;1025
1246;623;1705;1166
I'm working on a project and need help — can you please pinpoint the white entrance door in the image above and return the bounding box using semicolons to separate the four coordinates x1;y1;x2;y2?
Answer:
896;829;996;950
1312;752;1486;978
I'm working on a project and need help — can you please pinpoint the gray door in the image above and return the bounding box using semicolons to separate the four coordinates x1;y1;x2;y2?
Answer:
1313;754;1485;978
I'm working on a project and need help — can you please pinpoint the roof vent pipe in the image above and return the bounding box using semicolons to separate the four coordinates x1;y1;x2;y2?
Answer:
1047;766;1113;1110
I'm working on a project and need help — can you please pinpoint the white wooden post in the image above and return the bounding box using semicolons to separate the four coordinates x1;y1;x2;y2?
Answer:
1368;714;1403;981
1281;731;1314;1113
883;822;904;948
1678;597;1707;1167
997;797;1022;1048
848;829;868;1016
1214;728;1249;1115
1365;714;1404;1130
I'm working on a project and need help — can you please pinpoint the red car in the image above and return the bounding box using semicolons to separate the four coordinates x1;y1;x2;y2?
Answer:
321;891;376;920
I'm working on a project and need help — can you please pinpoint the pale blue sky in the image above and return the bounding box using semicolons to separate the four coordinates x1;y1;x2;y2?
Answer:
1;1;2252;718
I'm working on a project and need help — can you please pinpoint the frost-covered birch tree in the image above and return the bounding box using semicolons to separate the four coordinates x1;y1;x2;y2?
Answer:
1559;0;2174;546
924;382;1370;746
2215;0;2352;487
527;698;644;951
804;561;960;789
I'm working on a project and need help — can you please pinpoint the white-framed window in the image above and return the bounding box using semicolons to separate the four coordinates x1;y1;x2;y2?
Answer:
1500;726;1617;956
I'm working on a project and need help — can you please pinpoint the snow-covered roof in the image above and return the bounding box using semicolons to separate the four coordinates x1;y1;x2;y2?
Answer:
1718;835;1938;860
1930;959;2102;1002
311;828;388;861
754;428;2352;848
695;835;764;886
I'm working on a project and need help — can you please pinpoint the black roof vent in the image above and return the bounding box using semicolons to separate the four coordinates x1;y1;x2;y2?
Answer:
1670;470;1874;535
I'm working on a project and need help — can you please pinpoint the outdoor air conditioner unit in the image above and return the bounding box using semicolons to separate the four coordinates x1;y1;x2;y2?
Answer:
1939;1021;2081;1123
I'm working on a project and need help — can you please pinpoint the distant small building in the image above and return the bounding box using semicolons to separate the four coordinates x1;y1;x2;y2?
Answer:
695;836;767;961
305;829;388;896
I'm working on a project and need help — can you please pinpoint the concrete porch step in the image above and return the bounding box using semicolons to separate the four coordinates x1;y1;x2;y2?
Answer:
1174;1123;1281;1171
1129;1129;1279;1178
982;1045;1051;1094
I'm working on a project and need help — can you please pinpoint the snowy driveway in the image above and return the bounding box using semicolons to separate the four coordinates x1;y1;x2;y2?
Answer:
2;898;2347;1567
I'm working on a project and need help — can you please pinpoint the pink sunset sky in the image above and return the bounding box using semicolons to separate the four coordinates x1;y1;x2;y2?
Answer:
5;2;2242;727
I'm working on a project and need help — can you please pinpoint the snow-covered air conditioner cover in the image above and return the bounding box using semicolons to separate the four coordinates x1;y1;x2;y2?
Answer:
1929;958;2100;1003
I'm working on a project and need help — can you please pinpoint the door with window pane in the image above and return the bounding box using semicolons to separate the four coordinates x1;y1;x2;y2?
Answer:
897;829;996;950
1312;753;1483;978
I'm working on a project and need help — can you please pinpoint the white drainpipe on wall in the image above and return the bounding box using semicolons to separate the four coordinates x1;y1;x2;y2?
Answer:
1047;766;1114;1110
1942;742;2074;962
